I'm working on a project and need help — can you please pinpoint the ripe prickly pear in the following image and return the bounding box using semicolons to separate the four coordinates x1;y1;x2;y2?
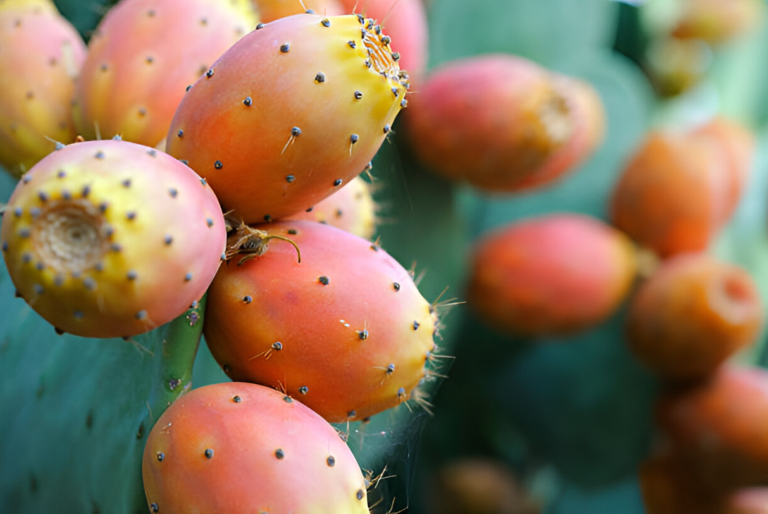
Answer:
142;382;369;513
611;119;752;258
657;366;768;492
204;220;439;423
337;0;428;85
0;0;87;177
288;175;377;239
166;12;409;224
251;0;344;23
73;0;258;148
626;254;762;380
406;55;604;192
0;139;226;338
467;214;636;337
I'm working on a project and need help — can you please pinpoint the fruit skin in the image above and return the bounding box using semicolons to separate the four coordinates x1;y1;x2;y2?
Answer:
204;220;437;423
166;13;408;224
610;128;730;258
288;175;377;239
657;366;768;492
0;0;87;177
252;0;344;23
337;0;428;85
0;139;226;338
73;0;258;148
467;214;636;337
626;254;762;380
406;55;604;192
142;382;368;514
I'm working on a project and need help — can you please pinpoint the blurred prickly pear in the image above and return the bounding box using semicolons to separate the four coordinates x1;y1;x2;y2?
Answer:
288;175;377;239
142;382;369;513
657;366;768;492
406;55;604;193
626;254;762;380
467;214;636;337
0;0;86;177
166;13;409;224
204;220;439;422
73;0;258;148
611;119;753;258
0;139;226;338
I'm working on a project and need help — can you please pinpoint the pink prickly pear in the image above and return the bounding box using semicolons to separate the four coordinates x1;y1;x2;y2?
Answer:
73;0;258;148
204;220;439;423
0;0;87;177
0;139;226;338
166;13;409;224
142;382;369;513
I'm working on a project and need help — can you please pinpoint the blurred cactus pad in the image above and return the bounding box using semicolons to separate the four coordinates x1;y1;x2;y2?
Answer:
3;0;768;513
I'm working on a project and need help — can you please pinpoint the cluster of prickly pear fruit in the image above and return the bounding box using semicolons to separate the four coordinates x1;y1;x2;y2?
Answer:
7;0;768;512
1;1;445;511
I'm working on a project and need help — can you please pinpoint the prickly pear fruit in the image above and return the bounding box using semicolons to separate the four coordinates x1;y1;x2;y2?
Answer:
406;55;604;192
610;127;731;258
467;214;636;337
0;139;226;338
73;0;258;148
166;13;409;224
611;118;753;259
626;254;762;380
672;0;766;45
252;0;343;23
142;382;369;513
288;175;377;239
657;366;768;492
0;0;87;177
337;0;428;85
204;220;438;423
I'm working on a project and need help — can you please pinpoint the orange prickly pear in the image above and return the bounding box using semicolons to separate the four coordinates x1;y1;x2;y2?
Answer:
204;220;439;423
657;366;768;492
467;214;636;337
0;139;226;338
142;382;369;513
73;0;258;148
0;0;87;177
166;12;409;224
626;254;762;380
611;119;754;258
